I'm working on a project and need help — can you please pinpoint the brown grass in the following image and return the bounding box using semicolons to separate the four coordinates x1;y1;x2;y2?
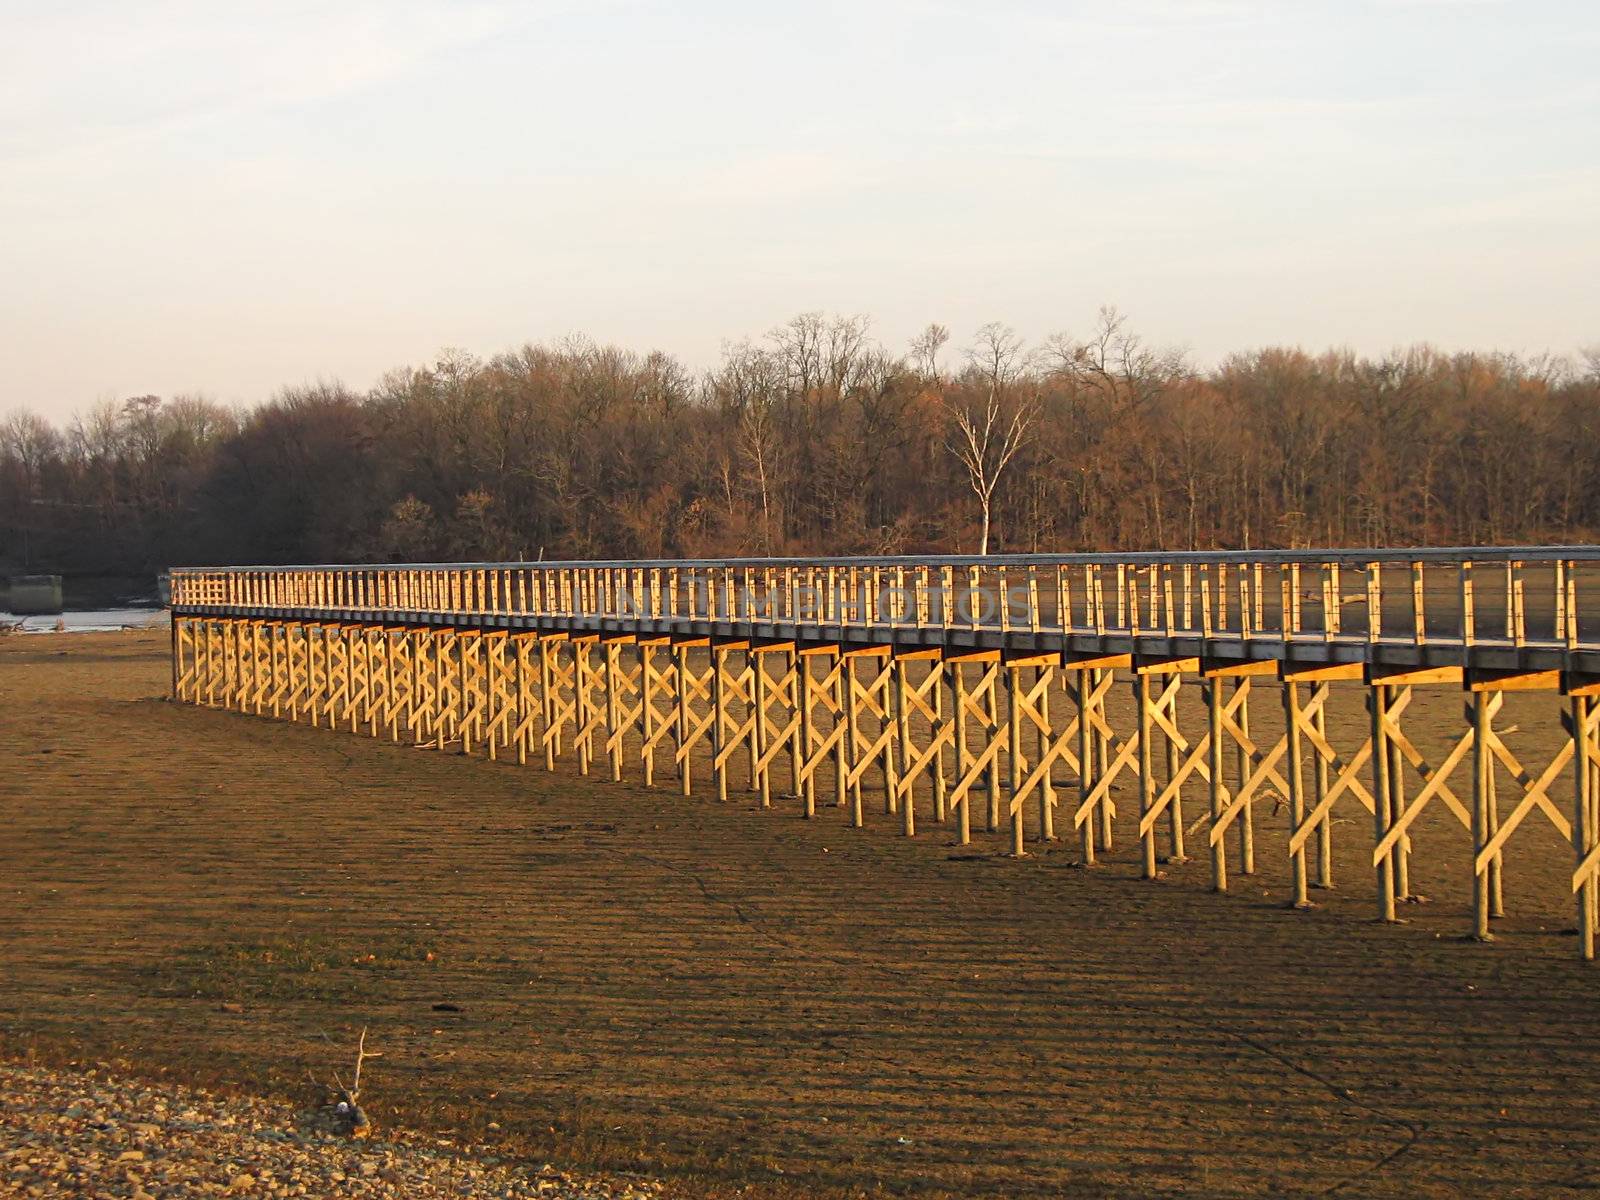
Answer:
3;630;1599;1198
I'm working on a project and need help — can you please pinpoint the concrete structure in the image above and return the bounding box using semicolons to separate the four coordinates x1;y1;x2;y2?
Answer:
7;574;63;615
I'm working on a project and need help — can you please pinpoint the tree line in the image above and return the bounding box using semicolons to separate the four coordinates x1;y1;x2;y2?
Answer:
3;308;1598;579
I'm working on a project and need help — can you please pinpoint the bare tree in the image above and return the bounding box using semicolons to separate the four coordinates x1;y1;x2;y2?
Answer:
946;323;1037;554
909;322;950;382
714;340;784;553
740;397;778;553
9;309;1600;571
311;1025;382;1138
1042;305;1187;410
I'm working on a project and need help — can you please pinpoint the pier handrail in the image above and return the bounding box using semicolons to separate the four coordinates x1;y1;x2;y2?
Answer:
170;546;1600;656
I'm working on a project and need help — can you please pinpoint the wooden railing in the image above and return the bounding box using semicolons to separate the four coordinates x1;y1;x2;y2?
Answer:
171;548;1600;656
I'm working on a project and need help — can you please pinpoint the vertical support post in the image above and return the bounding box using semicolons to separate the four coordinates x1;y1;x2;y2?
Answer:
746;649;760;793
1136;672;1158;879
1283;679;1310;908
954;662;971;846
305;624;318;727
1576;695;1597;962
1007;663;1025;857
325;625;341;729
844;657;862;819
1165;678;1186;862
1371;685;1397;923
676;643;692;797
565;641;583;769
1207;674;1227;892
243;622;257;711
259;623;271;716
895;658;913;837
1235;677;1255;875
170;617;183;701
836;655;853;821
640;644;656;788
986;668;1002;833
1388;713;1410;901
799;653;816;818
451;632;467;750
1096;671;1113;851
933;661;949;823
540;638;556;771
1489;730;1504;919
390;628;406;745
438;631;454;749
459;635;475;759
1038;666;1054;843
429;630;445;749
713;645;729;802
1078;667;1095;865
375;629;391;738
349;626;363;732
221;620;234;710
208;619;220;709
753;649;771;808
606;641;623;783
284;622;298;723
511;635;527;764
879;660;897;817
1471;689;1493;941
1314;688;1333;888
290;623;306;725
788;648;804;803
1580;710;1593;947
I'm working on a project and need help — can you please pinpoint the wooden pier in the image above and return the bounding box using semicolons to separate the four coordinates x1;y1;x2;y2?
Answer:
170;549;1600;959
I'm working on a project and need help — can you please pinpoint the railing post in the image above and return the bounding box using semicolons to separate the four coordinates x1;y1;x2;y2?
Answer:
1564;559;1578;649
1366;563;1382;644
1279;565;1292;646
1513;563;1526;647
1412;561;1426;646
1289;562;1302;635
1323;563;1337;640
1238;564;1252;646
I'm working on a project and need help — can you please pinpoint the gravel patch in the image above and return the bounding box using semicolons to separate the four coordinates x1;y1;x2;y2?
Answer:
0;1062;665;1198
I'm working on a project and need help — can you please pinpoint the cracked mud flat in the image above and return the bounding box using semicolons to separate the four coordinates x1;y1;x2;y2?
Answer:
3;631;1598;1198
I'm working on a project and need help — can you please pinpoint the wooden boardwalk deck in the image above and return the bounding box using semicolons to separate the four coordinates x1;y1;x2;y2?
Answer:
170;548;1600;958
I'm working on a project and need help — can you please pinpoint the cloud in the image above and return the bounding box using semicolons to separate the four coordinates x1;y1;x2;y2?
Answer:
0;1;526;165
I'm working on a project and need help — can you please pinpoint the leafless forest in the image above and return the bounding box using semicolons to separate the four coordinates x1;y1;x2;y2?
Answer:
4;308;1599;577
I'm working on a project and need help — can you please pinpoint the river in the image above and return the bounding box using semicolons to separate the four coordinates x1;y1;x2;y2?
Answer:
1;607;169;633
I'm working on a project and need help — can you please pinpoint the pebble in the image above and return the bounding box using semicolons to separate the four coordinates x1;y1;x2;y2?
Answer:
0;1062;664;1198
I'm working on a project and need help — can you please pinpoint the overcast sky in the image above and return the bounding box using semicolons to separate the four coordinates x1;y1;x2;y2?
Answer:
3;0;1596;419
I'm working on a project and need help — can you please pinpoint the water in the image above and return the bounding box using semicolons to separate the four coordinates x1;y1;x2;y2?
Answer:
1;607;169;633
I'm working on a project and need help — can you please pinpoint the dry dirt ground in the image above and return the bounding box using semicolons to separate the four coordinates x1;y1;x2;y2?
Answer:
3;630;1599;1199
